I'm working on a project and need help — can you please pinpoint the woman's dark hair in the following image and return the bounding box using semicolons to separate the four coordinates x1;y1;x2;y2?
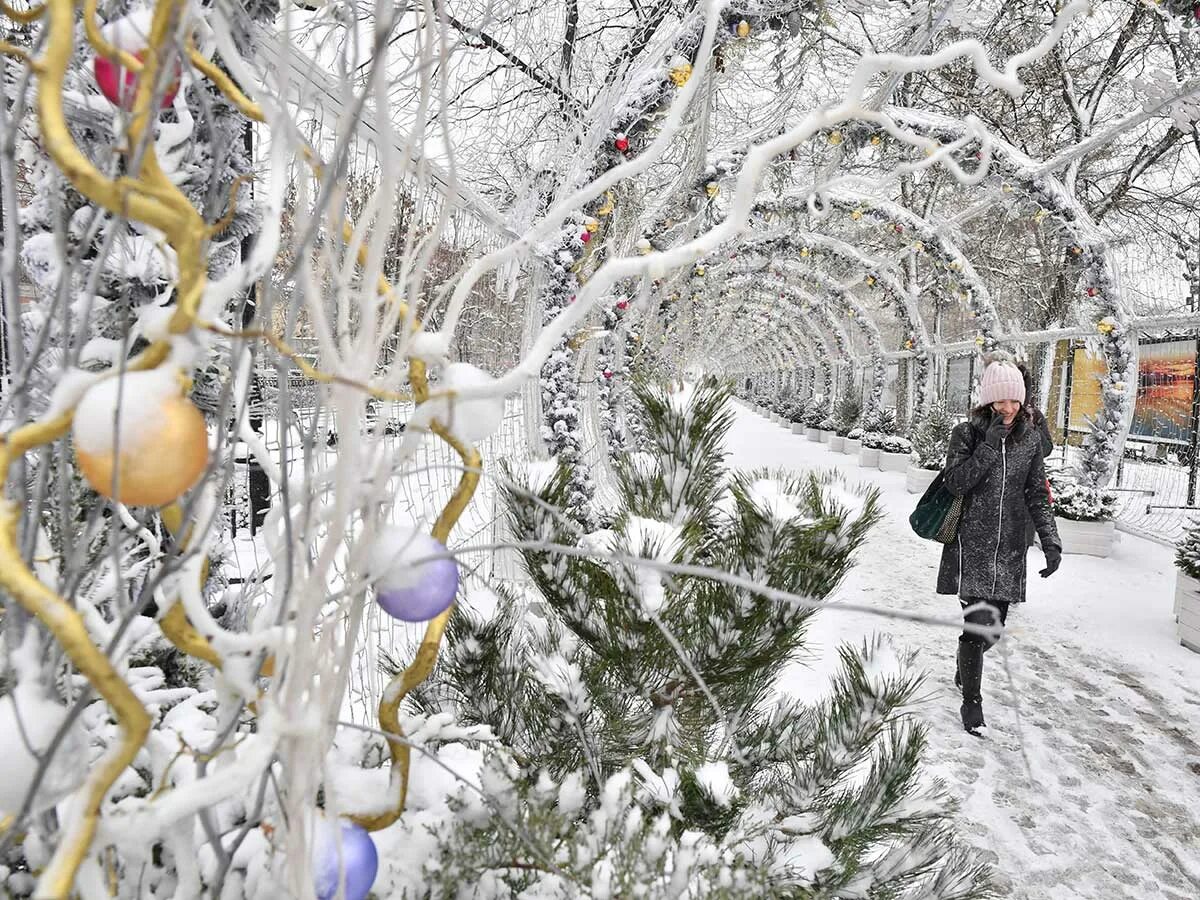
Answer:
1016;362;1034;406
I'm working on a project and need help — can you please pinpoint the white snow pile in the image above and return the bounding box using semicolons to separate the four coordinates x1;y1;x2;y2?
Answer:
0;683;86;817
693;760;739;808
746;478;810;524
621;516;686;615
412;362;506;444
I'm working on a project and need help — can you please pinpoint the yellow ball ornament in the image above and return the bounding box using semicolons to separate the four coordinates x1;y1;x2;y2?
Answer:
73;371;209;506
668;58;692;87
736;19;751;38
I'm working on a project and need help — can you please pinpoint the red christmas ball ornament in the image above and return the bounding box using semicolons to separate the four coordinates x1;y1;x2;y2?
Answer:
603;370;614;379
893;223;903;234
580;231;592;244
92;14;181;110
616;300;628;310
1087;287;1098;297
568;294;576;304
94;50;181;109
615;134;630;152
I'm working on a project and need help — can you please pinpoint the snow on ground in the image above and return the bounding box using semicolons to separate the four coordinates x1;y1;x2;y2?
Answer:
728;403;1200;900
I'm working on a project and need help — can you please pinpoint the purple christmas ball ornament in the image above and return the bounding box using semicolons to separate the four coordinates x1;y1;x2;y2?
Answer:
368;526;459;622
313;818;378;900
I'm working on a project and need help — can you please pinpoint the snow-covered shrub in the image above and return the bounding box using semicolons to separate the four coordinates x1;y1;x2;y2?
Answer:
847;426;864;441
833;395;862;437
804;400;830;428
862;431;886;450
863;407;898;437
882;435;914;455
783;398;808;424
910;402;956;470
1047;471;1117;522
1176;519;1200;579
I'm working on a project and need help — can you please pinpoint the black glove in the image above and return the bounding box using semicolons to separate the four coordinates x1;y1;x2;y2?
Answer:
985;416;1010;449
1039;546;1061;578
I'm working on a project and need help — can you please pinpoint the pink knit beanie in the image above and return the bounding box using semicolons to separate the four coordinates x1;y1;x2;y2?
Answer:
979;361;1026;405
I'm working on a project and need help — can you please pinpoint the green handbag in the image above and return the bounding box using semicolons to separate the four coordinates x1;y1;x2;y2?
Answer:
909;472;964;544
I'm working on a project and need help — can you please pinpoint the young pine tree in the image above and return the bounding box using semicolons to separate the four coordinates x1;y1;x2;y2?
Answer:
910;402;957;471
410;380;991;898
1177;518;1200;579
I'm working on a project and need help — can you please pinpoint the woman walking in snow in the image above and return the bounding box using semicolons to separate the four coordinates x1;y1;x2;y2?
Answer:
938;358;1062;735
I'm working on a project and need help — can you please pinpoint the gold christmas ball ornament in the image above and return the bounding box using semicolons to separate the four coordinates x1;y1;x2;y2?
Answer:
736;19;751;38
668;58;692;87
73;371;209;506
850;208;863;221
705;181;720;197
870;134;882;145
828;130;843;145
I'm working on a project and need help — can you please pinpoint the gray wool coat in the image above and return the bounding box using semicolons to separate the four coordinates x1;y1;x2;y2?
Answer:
936;410;1061;603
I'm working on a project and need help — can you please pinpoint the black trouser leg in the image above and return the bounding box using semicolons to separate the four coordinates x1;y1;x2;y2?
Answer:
957;597;1009;732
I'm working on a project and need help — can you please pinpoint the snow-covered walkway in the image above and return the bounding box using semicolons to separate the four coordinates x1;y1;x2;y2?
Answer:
727;403;1200;900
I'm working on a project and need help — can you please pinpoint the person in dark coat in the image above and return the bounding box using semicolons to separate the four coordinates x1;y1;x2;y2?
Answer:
938;359;1062;735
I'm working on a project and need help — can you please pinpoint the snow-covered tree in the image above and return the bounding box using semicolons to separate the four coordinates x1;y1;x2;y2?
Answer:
409;380;991;897
910;402;956;472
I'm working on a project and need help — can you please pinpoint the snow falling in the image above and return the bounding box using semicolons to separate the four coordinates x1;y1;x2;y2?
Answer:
1;1;1199;898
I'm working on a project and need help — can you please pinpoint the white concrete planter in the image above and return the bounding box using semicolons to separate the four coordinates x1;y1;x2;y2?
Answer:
1055;516;1115;557
829;435;846;453
879;451;909;472
819;429;834;444
806;428;822;442
1175;571;1200;653
844;438;862;456
791;422;804;435
906;464;940;494
859;446;880;467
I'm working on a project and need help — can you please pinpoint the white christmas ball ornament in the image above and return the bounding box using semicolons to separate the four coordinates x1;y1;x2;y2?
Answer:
424;363;505;443
368;526;459;622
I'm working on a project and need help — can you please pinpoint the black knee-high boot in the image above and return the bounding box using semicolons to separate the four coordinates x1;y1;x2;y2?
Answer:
958;638;985;734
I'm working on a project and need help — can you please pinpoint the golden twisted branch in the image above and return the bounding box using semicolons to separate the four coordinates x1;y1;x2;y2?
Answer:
350;361;482;831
